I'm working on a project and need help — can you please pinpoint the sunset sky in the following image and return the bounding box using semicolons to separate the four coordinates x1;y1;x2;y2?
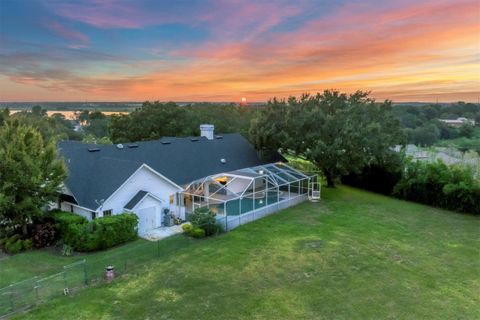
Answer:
0;0;479;102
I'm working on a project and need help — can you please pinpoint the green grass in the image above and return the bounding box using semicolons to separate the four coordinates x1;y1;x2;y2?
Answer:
0;239;160;288
6;187;480;319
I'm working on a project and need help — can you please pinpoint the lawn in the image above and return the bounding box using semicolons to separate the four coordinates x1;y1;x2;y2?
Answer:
6;187;480;319
0;239;148;288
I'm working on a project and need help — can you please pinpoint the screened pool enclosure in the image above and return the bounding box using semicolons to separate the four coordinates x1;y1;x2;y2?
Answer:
181;163;318;230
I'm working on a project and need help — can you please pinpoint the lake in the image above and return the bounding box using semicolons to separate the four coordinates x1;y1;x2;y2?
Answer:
10;110;130;120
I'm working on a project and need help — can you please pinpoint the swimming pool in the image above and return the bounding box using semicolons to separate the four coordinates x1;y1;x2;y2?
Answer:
223;195;283;216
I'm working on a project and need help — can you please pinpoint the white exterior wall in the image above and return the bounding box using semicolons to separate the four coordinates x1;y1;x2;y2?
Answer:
133;195;164;234
99;166;181;218
135;195;163;211
60;202;95;221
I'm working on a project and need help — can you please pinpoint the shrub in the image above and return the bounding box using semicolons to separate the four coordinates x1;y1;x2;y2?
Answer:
342;152;403;195
53;211;138;252
393;160;480;215
53;212;88;249
0;235;33;254
203;222;223;236
54;212;87;231
188;207;223;237
22;239;33;250
86;213;138;251
182;223;192;233
342;163;403;195
188;207;216;226
4;234;19;245
190;227;206;238
5;239;23;254
32;222;56;248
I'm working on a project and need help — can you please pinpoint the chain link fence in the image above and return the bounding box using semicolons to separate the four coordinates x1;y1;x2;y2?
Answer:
0;197;303;318
0;239;178;318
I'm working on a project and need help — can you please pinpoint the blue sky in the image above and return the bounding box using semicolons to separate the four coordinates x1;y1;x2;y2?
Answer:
0;0;478;102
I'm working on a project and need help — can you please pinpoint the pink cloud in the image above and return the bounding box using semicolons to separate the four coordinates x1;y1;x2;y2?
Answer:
45;21;90;48
3;0;479;102
44;0;305;40
44;0;154;29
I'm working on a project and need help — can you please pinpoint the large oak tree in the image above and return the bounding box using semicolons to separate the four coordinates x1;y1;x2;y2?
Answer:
249;90;404;187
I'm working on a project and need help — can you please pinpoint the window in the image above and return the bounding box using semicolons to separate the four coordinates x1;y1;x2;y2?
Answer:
103;209;112;217
169;195;174;205
91;212;96;220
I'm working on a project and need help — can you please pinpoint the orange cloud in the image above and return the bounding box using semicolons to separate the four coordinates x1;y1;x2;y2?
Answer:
1;0;478;102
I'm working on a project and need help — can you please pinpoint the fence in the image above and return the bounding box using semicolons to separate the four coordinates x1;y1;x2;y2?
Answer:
0;192;312;318
0;239;177;318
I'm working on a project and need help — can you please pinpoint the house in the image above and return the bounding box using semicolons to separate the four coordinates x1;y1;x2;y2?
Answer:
438;117;475;127
57;125;315;236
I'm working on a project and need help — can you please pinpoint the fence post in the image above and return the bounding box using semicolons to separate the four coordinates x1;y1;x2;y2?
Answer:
63;270;68;294
224;202;227;231
34;282;40;303
83;260;88;286
9;285;15;312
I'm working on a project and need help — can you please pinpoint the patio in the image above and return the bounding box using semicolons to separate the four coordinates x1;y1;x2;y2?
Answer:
141;224;185;241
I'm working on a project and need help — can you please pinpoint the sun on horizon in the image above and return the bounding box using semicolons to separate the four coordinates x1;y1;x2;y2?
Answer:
0;0;478;103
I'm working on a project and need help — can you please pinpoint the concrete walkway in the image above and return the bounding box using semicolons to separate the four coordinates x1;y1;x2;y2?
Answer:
141;224;185;241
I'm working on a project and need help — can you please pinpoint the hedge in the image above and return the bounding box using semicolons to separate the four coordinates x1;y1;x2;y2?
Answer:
0;235;33;254
393;160;480;215
342;163;402;195
53;212;138;252
53;212;87;244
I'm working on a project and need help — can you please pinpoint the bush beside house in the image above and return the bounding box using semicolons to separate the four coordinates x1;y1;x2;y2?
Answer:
0;220;57;254
0;235;33;254
183;207;223;238
32;222;57;248
54;212;138;252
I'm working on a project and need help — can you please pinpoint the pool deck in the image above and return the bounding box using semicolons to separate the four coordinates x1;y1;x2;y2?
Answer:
140;224;185;241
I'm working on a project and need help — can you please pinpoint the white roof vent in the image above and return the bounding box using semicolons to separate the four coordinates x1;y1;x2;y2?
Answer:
220;158;227;164
116;144;124;149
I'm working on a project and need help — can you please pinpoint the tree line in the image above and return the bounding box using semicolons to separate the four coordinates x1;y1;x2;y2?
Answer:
392;102;480;149
108;102;257;143
1;90;479;244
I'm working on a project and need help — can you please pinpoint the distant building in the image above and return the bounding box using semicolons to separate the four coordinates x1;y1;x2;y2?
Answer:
438;117;475;127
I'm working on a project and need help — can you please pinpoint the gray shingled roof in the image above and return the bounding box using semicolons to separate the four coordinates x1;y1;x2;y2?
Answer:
58;133;281;210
